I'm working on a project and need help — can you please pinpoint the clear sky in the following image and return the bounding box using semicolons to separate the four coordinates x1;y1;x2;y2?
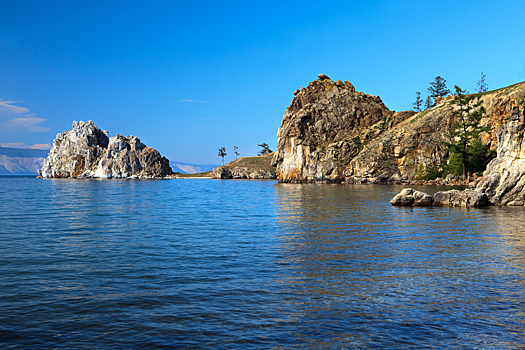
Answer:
1;0;524;164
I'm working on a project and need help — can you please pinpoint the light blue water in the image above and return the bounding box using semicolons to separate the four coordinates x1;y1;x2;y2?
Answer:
1;177;525;349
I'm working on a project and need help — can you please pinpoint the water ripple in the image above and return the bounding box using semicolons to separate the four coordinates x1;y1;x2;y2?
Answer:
1;178;525;348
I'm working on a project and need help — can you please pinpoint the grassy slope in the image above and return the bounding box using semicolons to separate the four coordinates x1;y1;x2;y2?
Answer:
220;152;276;172
177;153;276;178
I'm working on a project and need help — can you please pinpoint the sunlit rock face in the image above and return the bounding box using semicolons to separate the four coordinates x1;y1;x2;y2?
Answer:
476;105;525;205
271;74;392;183
39;121;173;179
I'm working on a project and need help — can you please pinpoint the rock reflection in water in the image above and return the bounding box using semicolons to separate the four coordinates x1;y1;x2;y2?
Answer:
272;183;525;348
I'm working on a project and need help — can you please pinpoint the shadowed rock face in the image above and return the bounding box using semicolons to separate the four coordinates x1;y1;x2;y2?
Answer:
271;74;392;183
39;121;173;178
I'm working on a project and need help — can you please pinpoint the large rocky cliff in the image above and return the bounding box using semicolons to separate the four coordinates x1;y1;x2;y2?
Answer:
39;121;173;178
273;75;525;183
271;74;393;183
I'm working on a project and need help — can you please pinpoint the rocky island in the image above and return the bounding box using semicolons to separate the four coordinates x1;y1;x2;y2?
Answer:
39;120;173;179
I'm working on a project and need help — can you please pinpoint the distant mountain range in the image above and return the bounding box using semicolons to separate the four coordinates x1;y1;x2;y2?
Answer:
0;146;218;175
170;162;218;174
0;147;49;175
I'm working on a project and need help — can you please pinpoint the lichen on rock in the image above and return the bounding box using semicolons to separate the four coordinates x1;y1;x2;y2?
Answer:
39;121;173;179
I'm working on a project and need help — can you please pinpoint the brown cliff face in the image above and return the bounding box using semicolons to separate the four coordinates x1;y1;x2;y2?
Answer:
273;75;525;184
271;74;392;183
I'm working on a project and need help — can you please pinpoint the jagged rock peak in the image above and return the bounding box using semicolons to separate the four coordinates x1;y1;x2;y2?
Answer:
272;75;392;183
39;121;173;179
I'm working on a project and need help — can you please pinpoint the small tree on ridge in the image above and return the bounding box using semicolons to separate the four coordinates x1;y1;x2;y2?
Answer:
428;76;451;101
476;72;488;93
218;147;227;166
257;143;272;156
413;92;422;112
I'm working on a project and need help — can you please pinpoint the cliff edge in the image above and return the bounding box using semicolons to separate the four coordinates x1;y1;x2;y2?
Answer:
39;121;173;178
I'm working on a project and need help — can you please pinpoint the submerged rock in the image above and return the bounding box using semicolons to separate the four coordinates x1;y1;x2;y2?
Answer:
39;121;173;179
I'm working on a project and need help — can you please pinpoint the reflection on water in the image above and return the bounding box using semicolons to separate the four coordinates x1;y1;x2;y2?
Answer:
273;184;525;348
1;178;525;349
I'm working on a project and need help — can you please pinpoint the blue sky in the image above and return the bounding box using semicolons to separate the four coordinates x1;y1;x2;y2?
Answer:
1;0;524;164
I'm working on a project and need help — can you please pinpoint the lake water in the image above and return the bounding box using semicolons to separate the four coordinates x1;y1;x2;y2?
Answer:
1;177;525;349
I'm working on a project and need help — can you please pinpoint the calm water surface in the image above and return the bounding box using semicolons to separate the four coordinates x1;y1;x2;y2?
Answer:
1;177;525;349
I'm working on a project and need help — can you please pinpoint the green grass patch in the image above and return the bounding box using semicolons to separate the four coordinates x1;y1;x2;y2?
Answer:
177;171;213;178
221;152;276;172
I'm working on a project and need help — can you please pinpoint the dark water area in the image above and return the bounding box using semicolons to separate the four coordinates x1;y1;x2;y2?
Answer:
1;177;525;349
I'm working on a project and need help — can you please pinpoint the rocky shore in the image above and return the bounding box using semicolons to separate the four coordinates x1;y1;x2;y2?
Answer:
391;104;525;206
39;121;173;179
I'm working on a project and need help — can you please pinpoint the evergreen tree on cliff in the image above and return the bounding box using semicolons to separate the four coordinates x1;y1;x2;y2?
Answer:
413;92;422;112
428;76;451;102
424;96;433;110
442;86;490;179
476;72;488;93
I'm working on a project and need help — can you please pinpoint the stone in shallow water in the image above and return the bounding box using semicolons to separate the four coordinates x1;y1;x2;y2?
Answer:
390;188;433;207
433;189;488;207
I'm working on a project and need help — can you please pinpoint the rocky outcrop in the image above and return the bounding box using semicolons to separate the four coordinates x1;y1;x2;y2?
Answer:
475;105;525;205
390;188;488;207
212;167;276;179
433;189;489;207
39;121;173;178
390;188;434;207
271;74;393;183
391;103;525;207
272;75;525;184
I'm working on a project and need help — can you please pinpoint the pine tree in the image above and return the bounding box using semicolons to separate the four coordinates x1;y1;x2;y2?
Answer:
428;76;451;100
424;96;433;110
257;143;272;156
218;147;227;166
413;92;423;112
476;72;488;93
442;86;490;178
